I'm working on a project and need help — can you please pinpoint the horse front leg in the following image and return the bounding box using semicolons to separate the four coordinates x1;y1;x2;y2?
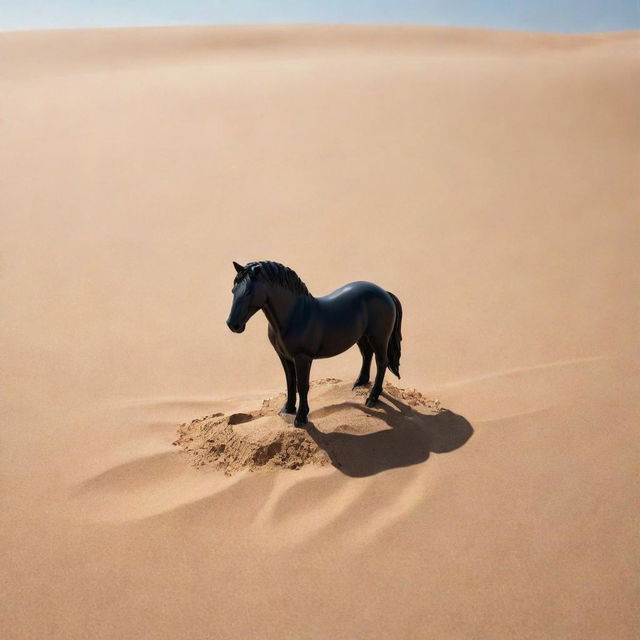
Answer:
278;354;297;415
293;354;312;427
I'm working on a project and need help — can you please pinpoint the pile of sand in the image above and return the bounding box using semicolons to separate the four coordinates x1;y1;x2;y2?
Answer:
174;401;330;474
174;379;470;476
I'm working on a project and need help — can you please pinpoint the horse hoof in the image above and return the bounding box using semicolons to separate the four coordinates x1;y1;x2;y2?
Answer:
352;381;369;390
294;415;308;428
279;404;296;415
365;397;378;408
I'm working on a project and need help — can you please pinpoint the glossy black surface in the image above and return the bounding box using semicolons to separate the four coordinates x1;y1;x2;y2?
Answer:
227;261;402;427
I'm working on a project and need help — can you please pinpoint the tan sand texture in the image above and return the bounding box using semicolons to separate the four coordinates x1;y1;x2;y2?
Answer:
1;25;638;639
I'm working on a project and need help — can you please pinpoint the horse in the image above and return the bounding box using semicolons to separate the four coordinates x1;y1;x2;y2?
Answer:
226;261;403;427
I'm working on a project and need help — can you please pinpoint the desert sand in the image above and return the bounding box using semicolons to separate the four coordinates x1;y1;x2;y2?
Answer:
1;25;638;639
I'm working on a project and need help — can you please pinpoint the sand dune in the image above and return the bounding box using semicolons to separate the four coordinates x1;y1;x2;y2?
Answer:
1;25;638;639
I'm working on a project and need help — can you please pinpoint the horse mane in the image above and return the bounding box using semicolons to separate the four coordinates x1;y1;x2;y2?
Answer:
234;261;312;297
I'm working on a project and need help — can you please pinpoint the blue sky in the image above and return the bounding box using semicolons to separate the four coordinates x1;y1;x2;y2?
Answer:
1;0;638;33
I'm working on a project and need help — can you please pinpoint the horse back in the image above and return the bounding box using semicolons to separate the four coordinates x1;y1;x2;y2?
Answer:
314;281;396;357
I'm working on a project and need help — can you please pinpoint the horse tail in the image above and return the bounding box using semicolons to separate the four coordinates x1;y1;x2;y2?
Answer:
386;291;403;379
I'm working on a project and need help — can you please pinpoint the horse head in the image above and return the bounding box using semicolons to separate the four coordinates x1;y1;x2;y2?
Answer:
226;261;268;333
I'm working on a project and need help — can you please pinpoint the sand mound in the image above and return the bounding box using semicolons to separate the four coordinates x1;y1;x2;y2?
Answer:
174;408;330;474
173;379;471;476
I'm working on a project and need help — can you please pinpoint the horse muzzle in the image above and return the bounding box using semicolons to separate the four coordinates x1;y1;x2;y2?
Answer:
226;320;246;333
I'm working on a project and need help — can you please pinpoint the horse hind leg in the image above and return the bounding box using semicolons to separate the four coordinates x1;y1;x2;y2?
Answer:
365;334;390;407
353;337;373;389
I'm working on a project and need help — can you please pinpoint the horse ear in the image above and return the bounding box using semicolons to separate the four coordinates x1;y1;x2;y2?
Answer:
233;261;244;274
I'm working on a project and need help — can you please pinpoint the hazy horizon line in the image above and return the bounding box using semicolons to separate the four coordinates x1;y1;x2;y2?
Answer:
2;21;638;36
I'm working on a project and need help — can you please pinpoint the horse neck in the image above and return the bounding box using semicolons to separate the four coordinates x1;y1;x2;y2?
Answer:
262;285;309;334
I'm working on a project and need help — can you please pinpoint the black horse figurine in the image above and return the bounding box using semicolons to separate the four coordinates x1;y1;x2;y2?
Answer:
226;261;403;427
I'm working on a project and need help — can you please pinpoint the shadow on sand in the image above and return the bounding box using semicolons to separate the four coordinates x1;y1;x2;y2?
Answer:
305;392;474;477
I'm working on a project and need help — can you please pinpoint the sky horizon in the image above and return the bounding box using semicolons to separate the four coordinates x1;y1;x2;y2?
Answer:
0;1;638;34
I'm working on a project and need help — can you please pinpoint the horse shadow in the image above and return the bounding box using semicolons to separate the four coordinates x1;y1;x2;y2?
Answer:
305;392;474;477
